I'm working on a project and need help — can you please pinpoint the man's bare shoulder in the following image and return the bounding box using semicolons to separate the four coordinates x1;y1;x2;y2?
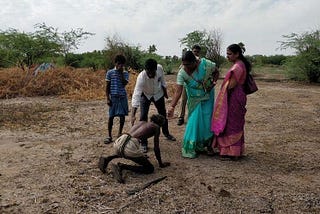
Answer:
131;121;158;132
134;121;147;126
140;121;159;129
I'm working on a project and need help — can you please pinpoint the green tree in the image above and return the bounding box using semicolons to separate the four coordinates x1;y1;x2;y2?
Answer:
103;34;176;74
34;23;94;65
0;23;94;69
0;28;60;69
179;29;224;67
64;53;83;68
148;44;157;53
80;50;106;71
104;34;143;70
279;30;320;82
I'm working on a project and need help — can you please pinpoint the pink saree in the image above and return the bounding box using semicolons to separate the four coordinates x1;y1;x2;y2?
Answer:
211;60;247;157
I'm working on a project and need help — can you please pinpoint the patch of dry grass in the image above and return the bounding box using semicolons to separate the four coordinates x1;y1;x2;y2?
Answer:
0;67;140;100
0;102;62;128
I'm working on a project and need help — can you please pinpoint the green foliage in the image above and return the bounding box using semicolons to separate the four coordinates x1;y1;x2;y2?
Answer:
180;31;207;51
138;53;175;74
0;23;94;69
79;51;106;71
248;55;288;65
104;35;143;70
279;30;320;82
162;55;181;74
148;44;157;53
34;23;94;56
103;35;179;74
179;29;224;67
63;51;106;70
0;28;61;69
0;48;11;68
285;53;320;82
64;53;83;68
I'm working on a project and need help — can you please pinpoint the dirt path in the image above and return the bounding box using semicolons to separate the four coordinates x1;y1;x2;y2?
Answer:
1;80;319;213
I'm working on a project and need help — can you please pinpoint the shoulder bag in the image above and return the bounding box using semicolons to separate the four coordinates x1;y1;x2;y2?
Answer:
244;73;258;95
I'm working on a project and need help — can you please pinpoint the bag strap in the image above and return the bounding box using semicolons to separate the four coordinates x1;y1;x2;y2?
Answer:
119;133;132;158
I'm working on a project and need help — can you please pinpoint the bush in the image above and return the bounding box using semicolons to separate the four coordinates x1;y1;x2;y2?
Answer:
249;55;288;66
285;50;320;82
279;30;320;82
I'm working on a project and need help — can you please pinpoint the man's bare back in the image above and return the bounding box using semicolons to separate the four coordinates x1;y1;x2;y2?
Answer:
98;114;169;183
129;121;160;140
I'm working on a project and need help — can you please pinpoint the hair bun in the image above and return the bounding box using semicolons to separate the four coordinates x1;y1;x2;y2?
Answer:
238;43;246;54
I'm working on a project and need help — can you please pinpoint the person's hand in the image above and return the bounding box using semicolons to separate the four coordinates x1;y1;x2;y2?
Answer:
131;115;136;126
167;106;175;118
163;90;168;99
160;162;170;168
107;98;112;106
213;67;220;82
162;86;168;99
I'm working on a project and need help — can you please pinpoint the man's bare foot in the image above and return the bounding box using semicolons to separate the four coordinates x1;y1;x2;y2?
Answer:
110;163;124;183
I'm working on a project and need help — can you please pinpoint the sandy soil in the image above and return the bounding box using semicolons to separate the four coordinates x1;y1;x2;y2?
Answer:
1;77;320;214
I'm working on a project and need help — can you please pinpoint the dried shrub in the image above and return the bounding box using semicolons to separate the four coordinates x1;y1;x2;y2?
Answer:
0;67;142;100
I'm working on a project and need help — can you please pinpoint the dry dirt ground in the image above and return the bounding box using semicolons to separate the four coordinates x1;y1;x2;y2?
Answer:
1;76;320;214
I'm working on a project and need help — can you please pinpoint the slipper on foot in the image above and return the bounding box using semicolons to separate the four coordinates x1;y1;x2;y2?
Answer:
104;137;112;144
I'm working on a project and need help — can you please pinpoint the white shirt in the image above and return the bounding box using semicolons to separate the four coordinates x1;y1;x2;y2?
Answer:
132;64;167;108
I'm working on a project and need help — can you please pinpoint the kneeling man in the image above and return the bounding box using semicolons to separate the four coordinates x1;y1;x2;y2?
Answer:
98;114;170;183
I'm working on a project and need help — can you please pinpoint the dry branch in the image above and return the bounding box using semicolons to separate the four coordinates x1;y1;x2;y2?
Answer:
126;176;167;196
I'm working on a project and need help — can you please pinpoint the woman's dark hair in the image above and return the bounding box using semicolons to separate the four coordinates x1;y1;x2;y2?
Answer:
150;114;165;126
114;54;126;64
192;44;201;51
182;50;196;62
145;58;158;71
227;44;251;74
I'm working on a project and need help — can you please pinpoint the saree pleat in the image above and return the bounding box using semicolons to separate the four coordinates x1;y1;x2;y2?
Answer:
182;89;214;158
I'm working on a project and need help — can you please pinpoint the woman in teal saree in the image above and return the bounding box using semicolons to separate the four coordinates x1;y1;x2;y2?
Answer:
168;51;219;158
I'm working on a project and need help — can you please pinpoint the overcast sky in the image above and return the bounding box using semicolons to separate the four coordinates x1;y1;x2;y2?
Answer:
0;0;319;56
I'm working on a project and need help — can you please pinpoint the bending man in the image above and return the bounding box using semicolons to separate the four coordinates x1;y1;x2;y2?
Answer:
98;114;170;183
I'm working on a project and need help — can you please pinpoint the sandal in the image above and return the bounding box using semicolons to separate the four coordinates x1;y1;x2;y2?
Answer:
207;148;214;156
177;117;184;126
165;134;176;141
104;137;112;144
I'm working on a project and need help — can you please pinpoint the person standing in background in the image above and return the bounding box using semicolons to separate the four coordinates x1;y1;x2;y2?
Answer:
104;54;129;144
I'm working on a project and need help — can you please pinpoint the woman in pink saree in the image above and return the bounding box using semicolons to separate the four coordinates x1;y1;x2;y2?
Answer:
211;44;251;160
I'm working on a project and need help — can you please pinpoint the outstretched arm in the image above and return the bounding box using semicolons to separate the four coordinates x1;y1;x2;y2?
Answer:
153;129;170;168
213;67;220;83
131;74;143;125
167;84;183;118
131;107;138;126
205;67;220;92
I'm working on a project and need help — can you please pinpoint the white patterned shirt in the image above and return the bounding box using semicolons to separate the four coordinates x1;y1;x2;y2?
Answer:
131;64;167;108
